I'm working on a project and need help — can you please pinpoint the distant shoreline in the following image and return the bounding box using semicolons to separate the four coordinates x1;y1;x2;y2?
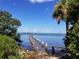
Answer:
19;32;66;36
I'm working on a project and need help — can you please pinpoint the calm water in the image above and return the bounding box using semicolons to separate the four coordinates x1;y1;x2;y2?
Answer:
20;34;66;51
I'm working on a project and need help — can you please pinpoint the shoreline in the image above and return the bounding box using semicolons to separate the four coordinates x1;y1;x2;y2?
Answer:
17;46;60;59
16;44;66;59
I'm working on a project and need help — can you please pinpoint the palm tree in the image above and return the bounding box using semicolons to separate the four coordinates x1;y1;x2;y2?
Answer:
53;0;79;58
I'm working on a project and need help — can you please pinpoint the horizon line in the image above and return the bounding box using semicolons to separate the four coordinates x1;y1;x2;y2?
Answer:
18;32;66;34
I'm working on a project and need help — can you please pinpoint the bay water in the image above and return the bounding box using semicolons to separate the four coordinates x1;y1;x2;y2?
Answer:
20;33;66;53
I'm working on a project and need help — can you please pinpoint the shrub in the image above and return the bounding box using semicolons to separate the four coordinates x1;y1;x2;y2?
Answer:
0;35;21;59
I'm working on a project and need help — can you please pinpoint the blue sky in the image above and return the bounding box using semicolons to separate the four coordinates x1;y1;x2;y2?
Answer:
0;0;66;33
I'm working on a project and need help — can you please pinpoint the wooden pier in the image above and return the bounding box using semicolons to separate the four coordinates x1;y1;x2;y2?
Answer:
29;35;48;55
29;35;66;58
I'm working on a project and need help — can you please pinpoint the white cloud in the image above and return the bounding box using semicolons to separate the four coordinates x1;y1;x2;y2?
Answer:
18;28;54;33
29;0;53;3
18;27;66;33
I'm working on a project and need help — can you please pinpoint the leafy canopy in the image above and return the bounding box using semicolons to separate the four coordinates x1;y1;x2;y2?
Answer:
53;0;79;24
0;10;21;42
53;0;79;58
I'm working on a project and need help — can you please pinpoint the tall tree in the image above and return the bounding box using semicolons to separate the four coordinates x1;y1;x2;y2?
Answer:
53;0;79;58
0;10;21;42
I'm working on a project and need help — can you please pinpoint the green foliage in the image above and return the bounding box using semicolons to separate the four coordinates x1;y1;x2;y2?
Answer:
0;10;22;59
8;55;22;59
0;10;21;42
53;0;79;59
0;35;21;59
53;0;79;23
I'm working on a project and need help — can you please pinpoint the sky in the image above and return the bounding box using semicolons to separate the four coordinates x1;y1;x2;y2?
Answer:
0;0;66;33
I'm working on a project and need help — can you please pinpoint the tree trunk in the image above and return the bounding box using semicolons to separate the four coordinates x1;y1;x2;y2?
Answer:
66;21;69;53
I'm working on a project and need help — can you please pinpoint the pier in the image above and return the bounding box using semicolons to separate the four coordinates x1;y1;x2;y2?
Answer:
29;35;66;58
29;35;48;55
